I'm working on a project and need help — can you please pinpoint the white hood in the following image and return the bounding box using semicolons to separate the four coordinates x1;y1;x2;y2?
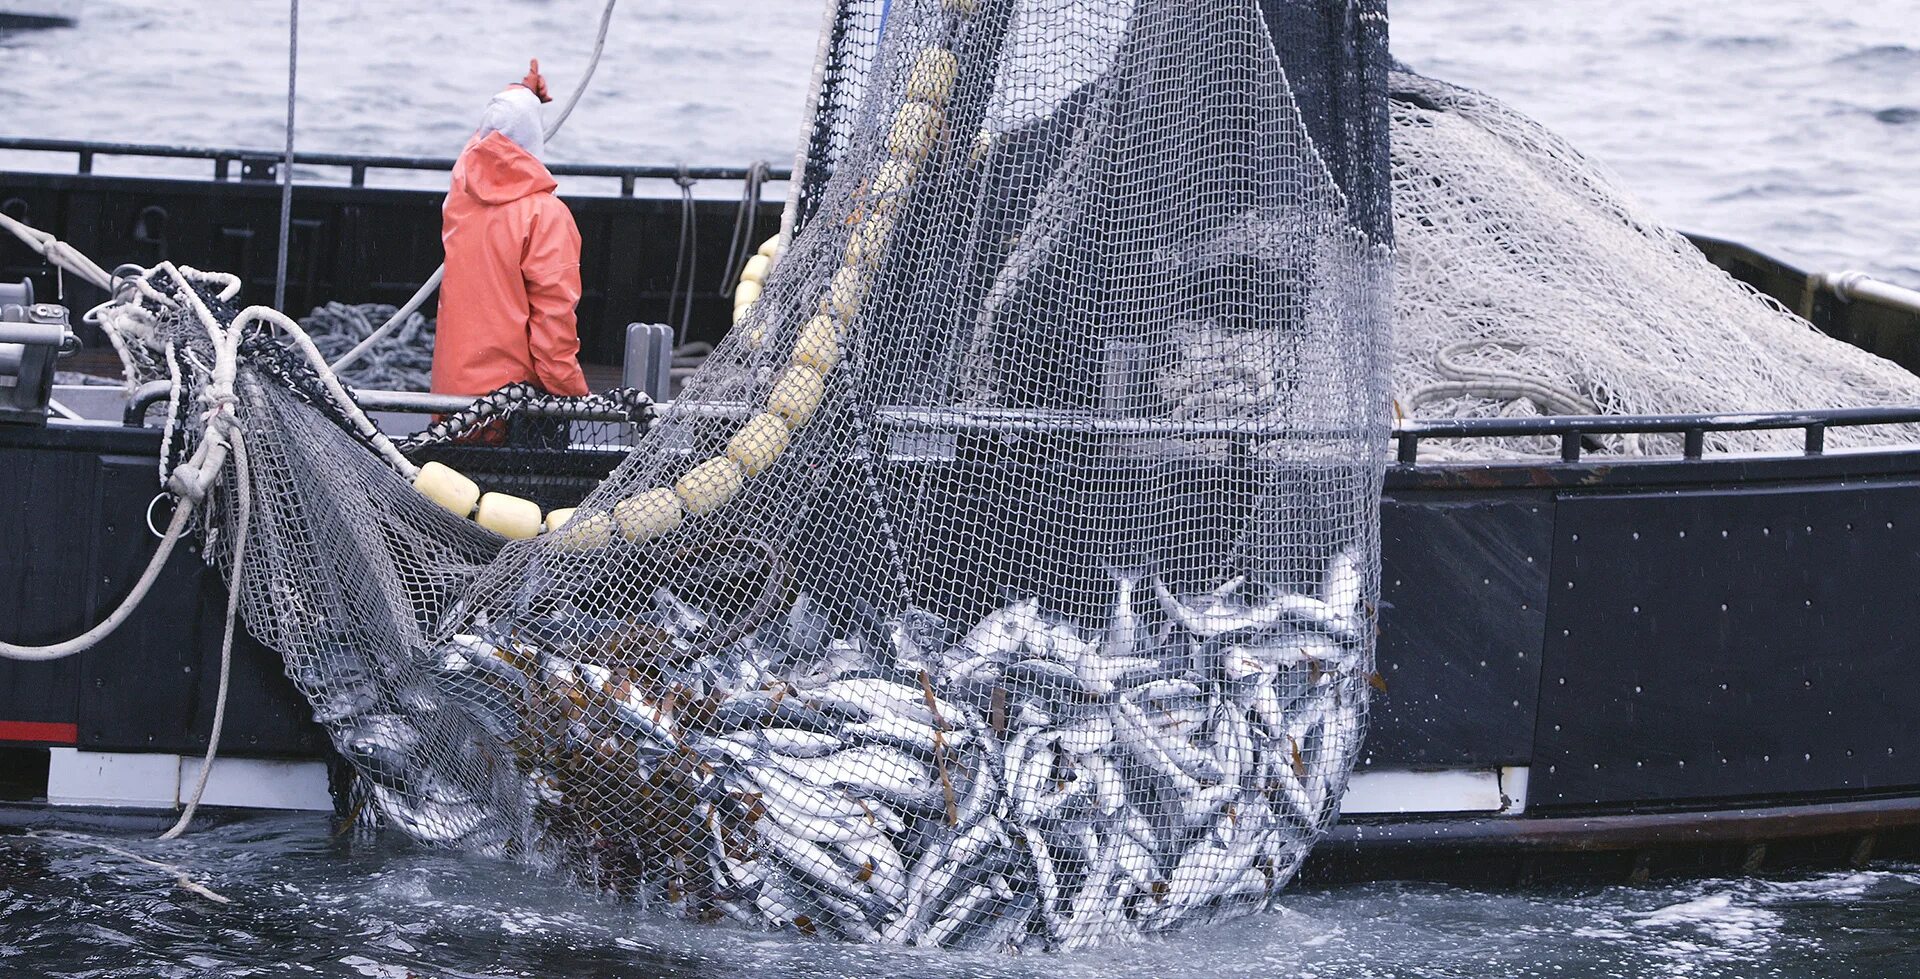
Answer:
474;85;546;160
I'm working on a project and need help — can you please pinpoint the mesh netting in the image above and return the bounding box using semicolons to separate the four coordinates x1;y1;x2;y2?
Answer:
1389;70;1920;457
110;0;1391;952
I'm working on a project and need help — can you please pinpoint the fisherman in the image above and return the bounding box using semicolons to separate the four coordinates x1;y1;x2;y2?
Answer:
431;59;591;400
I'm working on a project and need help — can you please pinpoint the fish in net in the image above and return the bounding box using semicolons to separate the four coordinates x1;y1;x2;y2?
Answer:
88;0;1391;952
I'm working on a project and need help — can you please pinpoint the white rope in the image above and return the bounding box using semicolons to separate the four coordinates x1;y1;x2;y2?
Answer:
161;426;247;841
328;265;443;373
25;831;232;904
328;0;619;375
0;210;113;291
779;0;843;250
1408;340;1597;417
0;497;195;662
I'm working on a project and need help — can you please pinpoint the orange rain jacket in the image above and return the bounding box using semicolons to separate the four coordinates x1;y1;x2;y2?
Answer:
430;130;590;397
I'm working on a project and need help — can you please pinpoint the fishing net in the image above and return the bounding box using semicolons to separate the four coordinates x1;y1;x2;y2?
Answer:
97;0;1391;952
1388;70;1920;457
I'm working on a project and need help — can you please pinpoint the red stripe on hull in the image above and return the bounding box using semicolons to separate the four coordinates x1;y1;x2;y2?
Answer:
0;721;78;745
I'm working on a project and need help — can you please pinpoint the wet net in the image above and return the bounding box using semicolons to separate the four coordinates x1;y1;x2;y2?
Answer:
100;0;1391;952
1389;70;1920;457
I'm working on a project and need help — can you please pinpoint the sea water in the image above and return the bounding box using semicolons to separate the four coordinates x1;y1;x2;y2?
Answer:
1;2;1917;976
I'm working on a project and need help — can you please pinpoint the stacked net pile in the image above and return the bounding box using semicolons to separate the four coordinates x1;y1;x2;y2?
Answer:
108;0;1391;953
1389;70;1920;457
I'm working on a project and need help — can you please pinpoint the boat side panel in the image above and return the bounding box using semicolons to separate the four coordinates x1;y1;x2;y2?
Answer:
0;436;96;737
1532;479;1920;808
0;424;326;758
1366;496;1551;767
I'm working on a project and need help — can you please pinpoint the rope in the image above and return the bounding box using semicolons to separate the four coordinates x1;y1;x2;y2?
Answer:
161;426;247;840
327;0;619;375
397;382;655;450
779;0;843;249
0;500;196;662
1408;340;1598;417
668;171;699;347
25;831;231;903
0;210;113;291
718;160;768;297
272;0;299;310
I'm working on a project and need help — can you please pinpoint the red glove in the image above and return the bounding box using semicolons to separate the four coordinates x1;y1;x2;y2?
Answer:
517;58;552;104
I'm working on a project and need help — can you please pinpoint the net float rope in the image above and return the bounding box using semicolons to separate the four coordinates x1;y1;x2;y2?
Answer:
512;27;971;553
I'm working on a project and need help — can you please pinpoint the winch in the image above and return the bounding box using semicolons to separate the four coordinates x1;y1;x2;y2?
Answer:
0;278;78;424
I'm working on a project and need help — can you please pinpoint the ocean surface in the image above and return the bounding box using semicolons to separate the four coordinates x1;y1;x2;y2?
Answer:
0;0;1914;277
7;815;1920;979
3;3;1919;977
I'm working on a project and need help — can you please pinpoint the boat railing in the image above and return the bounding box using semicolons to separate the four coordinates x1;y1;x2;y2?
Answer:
1394;404;1920;464
0;136;791;197
119;379;1920;466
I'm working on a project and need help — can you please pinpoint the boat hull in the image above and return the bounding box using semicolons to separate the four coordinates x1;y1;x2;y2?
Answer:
5;413;1920;880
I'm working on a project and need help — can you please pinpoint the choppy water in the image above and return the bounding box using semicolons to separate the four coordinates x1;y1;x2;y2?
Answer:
6;814;1919;979
4;2;1919;976
1;0;1915;277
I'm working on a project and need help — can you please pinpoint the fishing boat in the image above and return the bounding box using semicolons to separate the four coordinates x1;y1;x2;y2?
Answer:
5;131;1920;887
0;0;78;28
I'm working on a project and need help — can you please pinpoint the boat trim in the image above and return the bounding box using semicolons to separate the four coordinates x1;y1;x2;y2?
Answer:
1325;794;1920;851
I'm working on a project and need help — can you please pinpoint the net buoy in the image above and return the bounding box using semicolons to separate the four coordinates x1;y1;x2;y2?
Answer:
475;493;543;540
756;235;781;258
547;507;617;550
864;159;917;207
844;212;896;270
734;279;763;310
739;254;772;285
793;315;845;373
888;102;943;162
820;266;868;322
613;488;684;542
414;461;480;519
906;48;959;106
675;457;746;517
768;364;827;428
726;412;792;476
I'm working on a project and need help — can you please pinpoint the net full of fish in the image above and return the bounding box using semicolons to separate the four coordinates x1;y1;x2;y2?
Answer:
75;0;1391;955
364;549;1369;949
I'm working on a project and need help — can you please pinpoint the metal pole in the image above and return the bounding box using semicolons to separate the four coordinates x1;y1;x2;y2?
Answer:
273;0;299;310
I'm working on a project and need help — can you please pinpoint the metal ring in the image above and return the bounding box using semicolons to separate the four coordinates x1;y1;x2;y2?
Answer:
146;492;176;539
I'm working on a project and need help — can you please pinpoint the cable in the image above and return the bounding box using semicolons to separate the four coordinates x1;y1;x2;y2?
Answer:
272;0;299;310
